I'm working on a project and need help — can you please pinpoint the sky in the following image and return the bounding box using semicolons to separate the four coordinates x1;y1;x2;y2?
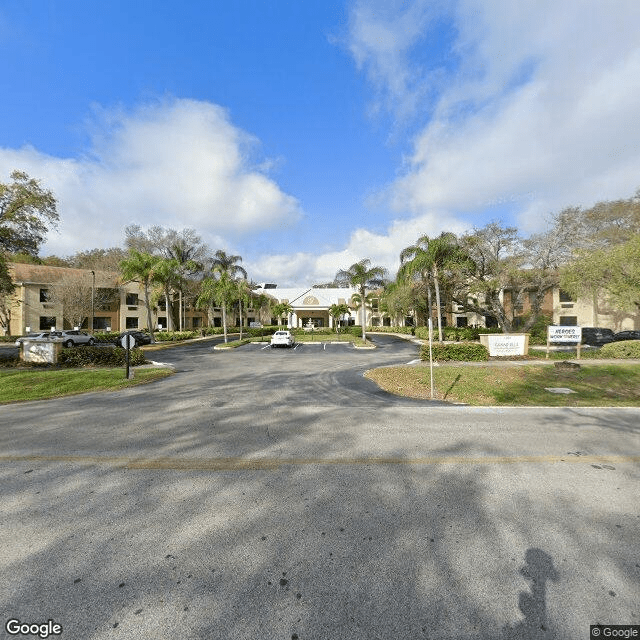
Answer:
2;0;640;286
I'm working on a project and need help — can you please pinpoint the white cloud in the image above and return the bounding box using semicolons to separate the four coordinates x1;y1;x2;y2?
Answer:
349;0;640;232
247;211;468;286
0;98;301;255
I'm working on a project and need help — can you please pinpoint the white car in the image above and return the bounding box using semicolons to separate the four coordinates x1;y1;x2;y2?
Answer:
15;332;56;346
51;330;96;347
270;330;295;348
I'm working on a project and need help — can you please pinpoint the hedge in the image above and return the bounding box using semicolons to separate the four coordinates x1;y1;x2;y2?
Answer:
57;346;147;367
420;342;489;361
367;326;414;334
598;340;640;359
415;326;504;341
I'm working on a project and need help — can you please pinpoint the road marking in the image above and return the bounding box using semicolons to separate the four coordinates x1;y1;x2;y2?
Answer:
1;454;638;472
261;344;270;350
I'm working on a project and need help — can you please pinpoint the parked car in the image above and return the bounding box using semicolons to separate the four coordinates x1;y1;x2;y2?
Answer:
270;330;295;348
581;327;615;346
15;332;56;346
51;330;96;347
613;330;640;342
117;330;152;347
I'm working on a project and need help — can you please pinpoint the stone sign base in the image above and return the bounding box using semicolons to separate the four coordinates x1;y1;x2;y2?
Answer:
21;340;63;364
479;333;530;357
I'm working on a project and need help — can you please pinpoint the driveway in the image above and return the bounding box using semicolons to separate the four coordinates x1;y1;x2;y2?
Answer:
0;335;638;639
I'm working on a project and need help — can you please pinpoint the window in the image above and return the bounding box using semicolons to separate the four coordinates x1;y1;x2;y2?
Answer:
157;317;167;329
456;316;468;328
126;293;139;306
93;317;110;330
559;290;574;303
125;317;139;329
383;317;391;327
39;288;51;302
371;299;379;312
39;316;57;330
214;317;222;327
404;316;414;327
192;317;201;328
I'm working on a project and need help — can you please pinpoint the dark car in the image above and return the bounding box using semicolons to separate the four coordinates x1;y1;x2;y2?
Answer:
117;330;153;347
613;330;640;342
581;327;615;346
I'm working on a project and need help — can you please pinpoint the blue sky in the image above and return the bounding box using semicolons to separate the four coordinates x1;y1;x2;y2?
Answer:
2;1;640;285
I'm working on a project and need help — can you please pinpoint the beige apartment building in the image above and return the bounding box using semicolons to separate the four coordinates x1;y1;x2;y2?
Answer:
3;263;638;336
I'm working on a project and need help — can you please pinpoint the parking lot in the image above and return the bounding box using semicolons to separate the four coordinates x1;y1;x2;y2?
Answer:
1;334;639;639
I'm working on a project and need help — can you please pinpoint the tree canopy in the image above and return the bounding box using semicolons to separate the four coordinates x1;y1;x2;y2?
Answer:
0;171;58;256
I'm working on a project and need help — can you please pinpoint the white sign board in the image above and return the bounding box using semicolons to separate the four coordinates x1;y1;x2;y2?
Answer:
120;335;136;349
487;334;527;356
548;326;582;343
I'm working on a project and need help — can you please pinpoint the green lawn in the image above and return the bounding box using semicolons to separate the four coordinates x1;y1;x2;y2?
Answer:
365;363;640;406
0;367;172;404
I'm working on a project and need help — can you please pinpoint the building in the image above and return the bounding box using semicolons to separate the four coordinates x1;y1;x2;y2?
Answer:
4;263;638;336
3;263;209;335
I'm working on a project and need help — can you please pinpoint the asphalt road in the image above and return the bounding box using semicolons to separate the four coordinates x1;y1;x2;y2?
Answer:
0;335;638;639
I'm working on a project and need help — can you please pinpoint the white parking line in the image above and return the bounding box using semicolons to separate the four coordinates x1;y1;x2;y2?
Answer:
261;344;271;350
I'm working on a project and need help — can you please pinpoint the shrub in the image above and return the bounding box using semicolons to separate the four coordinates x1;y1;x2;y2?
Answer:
420;342;488;361
57;346;147;367
367;325;414;334
526;315;553;345
94;331;120;344
154;330;199;342
598;340;640;359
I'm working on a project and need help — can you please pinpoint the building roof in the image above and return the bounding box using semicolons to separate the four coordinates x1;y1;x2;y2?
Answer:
9;263;120;288
254;286;358;308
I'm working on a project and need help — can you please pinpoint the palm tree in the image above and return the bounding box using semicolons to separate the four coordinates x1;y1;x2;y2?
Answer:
196;270;237;343
209;250;247;280
273;302;293;328
168;239;202;331
151;257;181;331
399;232;459;342
204;250;248;338
329;302;350;333
335;259;387;340
119;250;159;341
234;278;251;340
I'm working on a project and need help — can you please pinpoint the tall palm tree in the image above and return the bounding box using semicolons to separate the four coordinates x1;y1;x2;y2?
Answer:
168;239;202;331
399;232;459;342
196;270;237;343
119;249;158;341
151;257;181;331
209;250;247;280
206;250;248;338
335;259;387;340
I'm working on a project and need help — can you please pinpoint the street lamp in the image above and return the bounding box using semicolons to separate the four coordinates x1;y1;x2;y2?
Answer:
90;270;95;333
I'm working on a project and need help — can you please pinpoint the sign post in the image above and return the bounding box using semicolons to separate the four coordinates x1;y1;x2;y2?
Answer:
547;326;582;359
120;334;135;378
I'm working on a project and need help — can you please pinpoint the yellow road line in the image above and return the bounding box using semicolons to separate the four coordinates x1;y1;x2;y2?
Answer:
0;454;639;471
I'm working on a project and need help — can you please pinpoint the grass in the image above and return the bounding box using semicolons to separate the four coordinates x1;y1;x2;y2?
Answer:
0;367;173;404
217;333;373;348
364;363;640;406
